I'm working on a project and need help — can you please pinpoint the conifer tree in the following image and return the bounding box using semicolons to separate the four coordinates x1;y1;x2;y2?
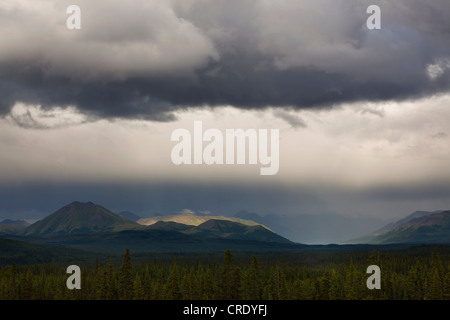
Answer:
202;265;215;300
382;252;394;299
10;263;17;300
405;264;420;300
427;267;443;300
328;269;342;300
431;248;444;279
188;266;200;299
319;271;331;300
220;250;236;299
94;260;100;277
231;266;242;299
443;269;450;300
119;248;133;299
151;264;165;300
267;266;280;299
165;261;181;299
107;259;118;299
20;269;33;300
97;266;110;300
142;266;152;300
133;274;145;300
266;263;288;300
344;258;358;300
246;256;263;300
180;266;192;300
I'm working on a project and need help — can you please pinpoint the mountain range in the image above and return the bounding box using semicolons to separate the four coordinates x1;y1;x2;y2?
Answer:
0;201;295;255
2;202;450;259
138;213;264;229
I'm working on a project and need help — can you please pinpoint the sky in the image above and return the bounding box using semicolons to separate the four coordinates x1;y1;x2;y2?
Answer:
0;0;450;226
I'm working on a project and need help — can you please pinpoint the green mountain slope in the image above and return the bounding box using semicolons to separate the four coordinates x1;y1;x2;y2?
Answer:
146;221;193;232
184;219;291;243
147;219;291;243
25;201;140;235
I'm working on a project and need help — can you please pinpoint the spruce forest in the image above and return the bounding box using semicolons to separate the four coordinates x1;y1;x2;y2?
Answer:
1;247;450;300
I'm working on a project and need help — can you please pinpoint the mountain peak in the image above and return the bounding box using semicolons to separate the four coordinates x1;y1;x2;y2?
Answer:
68;201;95;207
25;201;139;236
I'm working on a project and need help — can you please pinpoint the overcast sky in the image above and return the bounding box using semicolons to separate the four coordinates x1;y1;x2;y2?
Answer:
0;0;449;222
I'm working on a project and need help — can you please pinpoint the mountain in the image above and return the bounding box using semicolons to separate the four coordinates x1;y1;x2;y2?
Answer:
369;210;444;237
13;219;296;255
148;219;291;243
394;210;443;226
188;219;291;243
25;201;140;236
350;210;450;244
0;219;30;235
9;202;294;253
146;221;193;232
138;213;264;228
0;219;30;227
119;211;141;222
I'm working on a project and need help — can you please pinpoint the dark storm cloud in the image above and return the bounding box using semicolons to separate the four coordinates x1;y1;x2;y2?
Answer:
0;0;449;121
0;63;178;121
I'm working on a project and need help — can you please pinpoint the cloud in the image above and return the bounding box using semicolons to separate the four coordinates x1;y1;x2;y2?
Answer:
0;95;449;187
0;0;218;80
178;209;196;215
0;0;449;122
6;103;88;129
431;132;448;139
427;59;450;80
273;109;307;129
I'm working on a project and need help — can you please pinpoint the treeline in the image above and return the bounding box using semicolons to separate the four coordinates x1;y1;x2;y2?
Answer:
0;248;450;300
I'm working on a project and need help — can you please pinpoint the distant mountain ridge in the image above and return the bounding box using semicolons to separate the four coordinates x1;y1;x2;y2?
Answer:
349;210;450;244
0;219;30;235
138;213;266;229
372;210;444;236
0;219;30;227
